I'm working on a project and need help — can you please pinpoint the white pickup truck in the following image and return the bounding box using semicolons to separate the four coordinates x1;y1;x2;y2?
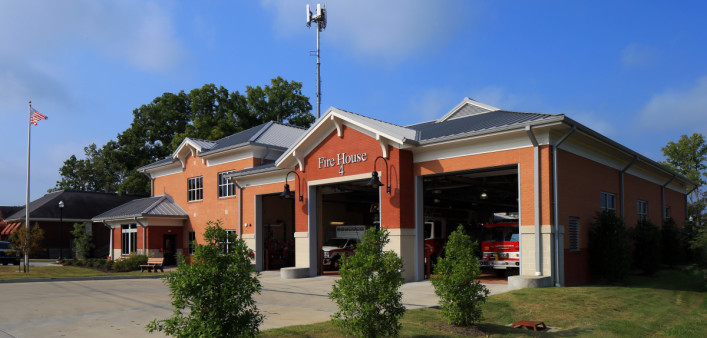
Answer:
322;225;366;270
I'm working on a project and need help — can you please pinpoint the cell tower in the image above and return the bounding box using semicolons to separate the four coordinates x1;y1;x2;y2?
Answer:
306;3;326;118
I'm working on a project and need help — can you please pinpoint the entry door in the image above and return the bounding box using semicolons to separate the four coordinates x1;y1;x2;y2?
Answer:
163;234;177;265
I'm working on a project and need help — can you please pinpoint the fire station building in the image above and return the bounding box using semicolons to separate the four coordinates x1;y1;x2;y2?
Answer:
94;98;694;287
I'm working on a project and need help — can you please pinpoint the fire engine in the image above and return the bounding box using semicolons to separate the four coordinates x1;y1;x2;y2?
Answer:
322;225;365;270
479;219;520;276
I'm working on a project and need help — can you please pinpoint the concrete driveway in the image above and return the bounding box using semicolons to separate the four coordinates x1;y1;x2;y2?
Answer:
0;271;507;337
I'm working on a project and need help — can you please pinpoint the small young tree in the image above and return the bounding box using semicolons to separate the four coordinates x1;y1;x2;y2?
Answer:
431;225;489;326
146;220;263;337
661;218;684;267
631;220;662;275
589;211;630;283
71;222;94;260
10;222;45;273
328;227;405;337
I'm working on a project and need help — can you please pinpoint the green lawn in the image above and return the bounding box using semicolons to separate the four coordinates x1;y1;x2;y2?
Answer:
263;270;706;337
0;266;164;279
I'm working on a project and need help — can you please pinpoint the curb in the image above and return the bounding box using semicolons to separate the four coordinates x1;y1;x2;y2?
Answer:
0;274;166;284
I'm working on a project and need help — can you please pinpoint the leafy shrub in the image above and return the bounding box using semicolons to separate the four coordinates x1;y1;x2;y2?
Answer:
147;220;263;337
113;253;148;272
71;222;94;260
431;225;489;326
661;218;685;267
631;220;662;275
104;260;114;271
328;227;405;338
589;211;630;283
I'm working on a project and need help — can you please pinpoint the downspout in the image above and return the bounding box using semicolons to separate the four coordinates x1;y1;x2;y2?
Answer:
525;126;542;276
552;125;575;286
135;216;146;254
620;157;638;221
662;175;676;221
233;180;244;239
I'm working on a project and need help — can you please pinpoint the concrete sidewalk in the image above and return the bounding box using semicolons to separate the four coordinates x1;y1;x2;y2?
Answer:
0;271;508;337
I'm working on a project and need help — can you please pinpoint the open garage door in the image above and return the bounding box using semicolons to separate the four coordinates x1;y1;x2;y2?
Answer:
260;194;295;271
422;166;519;280
317;179;379;275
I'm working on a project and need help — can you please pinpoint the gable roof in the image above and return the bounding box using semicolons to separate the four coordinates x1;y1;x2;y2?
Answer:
139;121;307;173
436;97;501;122
92;195;188;222
6;191;143;222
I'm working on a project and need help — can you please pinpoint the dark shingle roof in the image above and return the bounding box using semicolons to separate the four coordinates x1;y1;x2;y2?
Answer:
0;206;22;220
408;110;557;142
6;191;143;221
92;195;187;221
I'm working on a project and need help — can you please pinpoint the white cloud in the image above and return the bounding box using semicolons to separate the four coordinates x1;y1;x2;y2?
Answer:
620;43;658;68
0;0;183;73
568;111;617;139
407;88;457;122
637;76;707;131
262;0;471;64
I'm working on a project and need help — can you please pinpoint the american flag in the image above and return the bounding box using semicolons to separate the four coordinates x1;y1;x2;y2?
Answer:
30;107;48;126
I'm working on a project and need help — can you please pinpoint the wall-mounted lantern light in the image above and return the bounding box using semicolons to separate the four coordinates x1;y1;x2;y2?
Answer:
480;190;488;200
367;156;391;194
280;171;303;201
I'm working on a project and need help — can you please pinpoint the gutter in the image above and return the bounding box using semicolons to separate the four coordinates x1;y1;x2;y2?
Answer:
525;125;542;276
552;125;575;286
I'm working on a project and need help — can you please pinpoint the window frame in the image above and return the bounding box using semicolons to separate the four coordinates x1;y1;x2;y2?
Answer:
187;176;203;202
218;170;237;198
664;205;671;220
600;192;616;212
637;200;648;223
221;230;237;253
188;231;196;255
121;224;137;255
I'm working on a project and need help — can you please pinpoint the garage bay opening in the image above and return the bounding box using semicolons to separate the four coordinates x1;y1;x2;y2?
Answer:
317;179;378;275
422;166;519;280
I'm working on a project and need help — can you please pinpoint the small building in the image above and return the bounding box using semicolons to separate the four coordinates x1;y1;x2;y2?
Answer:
4;190;141;258
97;99;695;286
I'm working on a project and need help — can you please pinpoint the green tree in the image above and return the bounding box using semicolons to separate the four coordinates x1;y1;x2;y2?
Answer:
431;225;489;326
71;222;94;260
10;222;45;273
54;78;314;196
328;228;405;338
146;220;263;337
661;133;707;224
589;211;630;283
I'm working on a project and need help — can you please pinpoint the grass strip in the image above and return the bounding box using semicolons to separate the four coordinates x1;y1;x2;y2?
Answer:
0;266;164;279
263;269;705;337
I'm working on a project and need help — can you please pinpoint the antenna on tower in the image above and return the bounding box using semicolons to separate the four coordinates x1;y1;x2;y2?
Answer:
306;3;326;118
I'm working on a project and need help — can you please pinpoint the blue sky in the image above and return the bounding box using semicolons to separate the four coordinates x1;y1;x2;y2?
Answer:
1;0;706;206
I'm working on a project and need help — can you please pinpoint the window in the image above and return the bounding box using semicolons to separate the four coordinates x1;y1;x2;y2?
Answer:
121;224;137;255
600;192;616;212
188;176;203;201
221;230;237;253
637;200;648;223
218;170;236;198
664;206;671;220
188;231;196;254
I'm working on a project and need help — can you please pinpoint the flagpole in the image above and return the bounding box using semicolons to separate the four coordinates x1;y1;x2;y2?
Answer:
25;100;31;272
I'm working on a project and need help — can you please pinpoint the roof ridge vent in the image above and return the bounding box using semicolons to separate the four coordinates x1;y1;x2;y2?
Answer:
437;97;501;123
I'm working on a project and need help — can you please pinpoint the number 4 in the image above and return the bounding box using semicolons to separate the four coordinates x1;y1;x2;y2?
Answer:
339;165;344;176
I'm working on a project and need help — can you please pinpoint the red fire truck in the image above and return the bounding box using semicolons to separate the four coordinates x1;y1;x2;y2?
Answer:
479;220;520;276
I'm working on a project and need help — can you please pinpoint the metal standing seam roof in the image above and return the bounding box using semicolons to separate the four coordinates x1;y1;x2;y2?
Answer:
92;195;188;221
328;107;418;143
408;110;558;142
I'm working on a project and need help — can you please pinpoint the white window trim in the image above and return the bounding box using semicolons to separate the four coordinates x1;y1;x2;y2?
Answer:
218;170;237;198
638;200;648;223
601;192;616;212
188;176;203;202
121;224;137;255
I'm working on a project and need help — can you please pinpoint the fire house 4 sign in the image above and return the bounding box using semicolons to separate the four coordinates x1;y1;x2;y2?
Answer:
318;152;368;175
